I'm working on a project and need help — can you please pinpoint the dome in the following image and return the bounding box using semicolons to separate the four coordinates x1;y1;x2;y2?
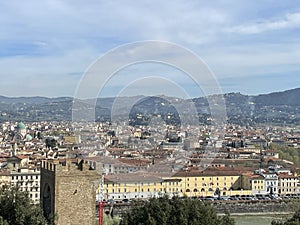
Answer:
17;122;26;130
26;134;33;141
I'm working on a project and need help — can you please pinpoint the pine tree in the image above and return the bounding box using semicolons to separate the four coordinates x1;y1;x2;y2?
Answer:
120;196;235;225
0;185;47;225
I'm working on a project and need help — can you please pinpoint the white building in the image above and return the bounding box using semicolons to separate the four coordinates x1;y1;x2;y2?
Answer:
263;172;278;195
10;168;40;204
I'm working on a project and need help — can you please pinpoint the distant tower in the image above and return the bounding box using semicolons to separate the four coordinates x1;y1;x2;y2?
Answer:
40;159;101;225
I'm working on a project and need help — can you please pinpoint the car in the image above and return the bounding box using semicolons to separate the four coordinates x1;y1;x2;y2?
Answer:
122;199;129;203
219;196;230;201
229;196;239;201
204;196;215;201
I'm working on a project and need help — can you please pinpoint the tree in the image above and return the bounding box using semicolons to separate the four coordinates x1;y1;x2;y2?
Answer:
0;185;47;225
120;196;235;225
272;208;300;225
45;137;57;149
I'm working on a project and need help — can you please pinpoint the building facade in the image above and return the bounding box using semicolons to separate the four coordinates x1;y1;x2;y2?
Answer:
10;167;40;204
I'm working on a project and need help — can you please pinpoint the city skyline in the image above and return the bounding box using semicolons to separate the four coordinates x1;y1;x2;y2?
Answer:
0;1;300;98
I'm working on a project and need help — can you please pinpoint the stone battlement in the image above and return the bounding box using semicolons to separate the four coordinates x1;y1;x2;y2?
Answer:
41;159;92;174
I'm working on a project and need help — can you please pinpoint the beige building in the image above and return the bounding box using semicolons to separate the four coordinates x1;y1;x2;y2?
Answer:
278;173;299;195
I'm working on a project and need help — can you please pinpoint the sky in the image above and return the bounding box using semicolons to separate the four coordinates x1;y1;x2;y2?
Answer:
0;0;300;98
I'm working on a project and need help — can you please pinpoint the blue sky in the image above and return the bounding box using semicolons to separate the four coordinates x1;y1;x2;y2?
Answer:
0;0;299;98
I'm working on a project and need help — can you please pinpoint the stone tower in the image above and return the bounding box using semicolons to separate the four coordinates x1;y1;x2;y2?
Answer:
40;159;101;225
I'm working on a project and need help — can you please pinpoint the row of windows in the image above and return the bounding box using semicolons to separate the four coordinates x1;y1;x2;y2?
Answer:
186;177;235;181
11;175;39;180
254;186;264;190
108;187;181;193
107;181;235;189
108;182;180;187
280;183;296;187
186;182;233;187
29;193;39;199
252;180;263;184
19;187;39;192
106;186;236;194
279;189;296;192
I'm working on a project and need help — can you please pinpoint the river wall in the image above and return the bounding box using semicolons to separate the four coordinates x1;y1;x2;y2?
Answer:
214;200;298;215
104;200;300;216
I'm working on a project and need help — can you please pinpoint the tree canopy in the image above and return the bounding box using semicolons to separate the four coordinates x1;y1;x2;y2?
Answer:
120;196;235;225
0;185;47;225
272;208;300;225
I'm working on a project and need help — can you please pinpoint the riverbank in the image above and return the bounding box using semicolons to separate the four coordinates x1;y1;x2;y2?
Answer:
233;214;291;225
214;200;300;215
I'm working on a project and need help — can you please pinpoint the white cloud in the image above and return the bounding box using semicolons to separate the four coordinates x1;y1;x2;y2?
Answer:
229;12;300;34
0;0;299;97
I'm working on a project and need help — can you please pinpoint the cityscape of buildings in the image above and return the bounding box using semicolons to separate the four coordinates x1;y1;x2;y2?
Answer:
0;119;299;208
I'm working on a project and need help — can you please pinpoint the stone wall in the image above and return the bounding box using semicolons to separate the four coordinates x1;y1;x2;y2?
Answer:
106;200;300;217
41;160;101;225
214;200;298;215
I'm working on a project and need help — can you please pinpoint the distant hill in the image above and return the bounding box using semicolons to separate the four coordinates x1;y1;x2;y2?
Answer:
0;88;299;125
255;88;300;106
0;96;72;104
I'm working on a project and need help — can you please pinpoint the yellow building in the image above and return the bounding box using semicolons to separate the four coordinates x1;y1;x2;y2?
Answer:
172;168;252;197
248;174;266;195
103;172;181;200
102;168;253;200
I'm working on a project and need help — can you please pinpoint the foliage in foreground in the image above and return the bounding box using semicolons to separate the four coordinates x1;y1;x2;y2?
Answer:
272;208;300;225
120;196;235;225
0;185;47;225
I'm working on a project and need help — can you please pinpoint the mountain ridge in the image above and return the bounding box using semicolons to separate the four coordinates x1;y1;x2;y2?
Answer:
0;87;299;125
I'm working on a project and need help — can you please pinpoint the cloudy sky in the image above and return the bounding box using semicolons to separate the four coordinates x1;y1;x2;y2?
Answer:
0;0;299;98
